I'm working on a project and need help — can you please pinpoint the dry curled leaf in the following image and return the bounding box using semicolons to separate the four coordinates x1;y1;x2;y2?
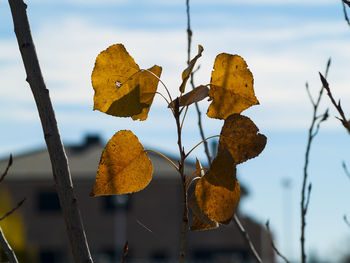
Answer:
219;114;267;164
179;45;204;93
92;44;162;120
169;85;209;109
207;53;259;120
194;150;240;224
91;130;153;196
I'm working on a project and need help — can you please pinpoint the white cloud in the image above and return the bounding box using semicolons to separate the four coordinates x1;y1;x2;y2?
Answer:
1;13;350;131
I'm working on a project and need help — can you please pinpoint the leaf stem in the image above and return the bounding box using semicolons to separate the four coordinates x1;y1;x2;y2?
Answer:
144;149;179;172
155;91;171;108
141;69;173;106
185;135;219;159
185;168;207;186
180;105;189;131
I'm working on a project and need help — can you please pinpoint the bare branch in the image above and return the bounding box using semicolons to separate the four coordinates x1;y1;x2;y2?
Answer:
7;1;93;262
343;0;350;8
305;82;315;107
304;183;312;214
0;154;13;184
0;227;19;263
233;215;262;263
342;161;350;180
301;59;331;263
0;199;25;222
265;221;290;263
312;109;329;138
186;0;212;166
320;73;350;133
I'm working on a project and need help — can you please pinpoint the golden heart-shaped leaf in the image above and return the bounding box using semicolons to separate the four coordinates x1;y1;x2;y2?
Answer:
92;44;162;120
207;53;258;120
91;130;153;196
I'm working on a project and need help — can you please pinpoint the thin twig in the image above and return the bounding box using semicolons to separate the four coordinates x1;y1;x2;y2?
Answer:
301;58;331;263
7;1;93;262
186;0;212;166
344;215;350;228
343;0;350;8
319;73;350;133
233;215;262;263
342;0;350;27
0;154;13;184
342;161;350;180
0;227;19;263
265;221;290;263
0;199;25;221
121;241;128;263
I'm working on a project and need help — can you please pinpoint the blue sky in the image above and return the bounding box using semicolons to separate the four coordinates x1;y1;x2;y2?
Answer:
1;0;350;261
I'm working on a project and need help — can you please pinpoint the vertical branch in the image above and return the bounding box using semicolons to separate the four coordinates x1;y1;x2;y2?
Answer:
174;98;188;263
7;1;93;262
186;0;212;166
0;227;18;263
301;59;330;263
185;1;262;262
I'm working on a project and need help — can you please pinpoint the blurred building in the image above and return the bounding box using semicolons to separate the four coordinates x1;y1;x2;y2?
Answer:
0;135;275;263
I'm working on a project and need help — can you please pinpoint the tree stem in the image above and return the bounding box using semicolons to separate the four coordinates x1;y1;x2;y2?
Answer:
7;1;93;262
174;98;188;263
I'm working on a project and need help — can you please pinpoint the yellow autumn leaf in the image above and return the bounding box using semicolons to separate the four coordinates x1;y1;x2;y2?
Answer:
92;44;162;120
179;45;204;93
91;130;153;196
207;53;259;120
219;114;267;164
194;149;240;224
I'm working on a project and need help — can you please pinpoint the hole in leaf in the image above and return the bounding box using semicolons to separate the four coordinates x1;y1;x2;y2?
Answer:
115;81;122;88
